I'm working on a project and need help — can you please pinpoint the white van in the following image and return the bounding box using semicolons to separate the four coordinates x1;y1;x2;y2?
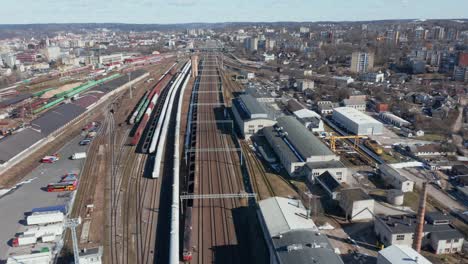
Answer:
71;152;87;160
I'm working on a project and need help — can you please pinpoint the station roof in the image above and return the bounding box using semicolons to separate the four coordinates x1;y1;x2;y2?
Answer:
259;196;317;237
0;128;44;164
31;103;86;136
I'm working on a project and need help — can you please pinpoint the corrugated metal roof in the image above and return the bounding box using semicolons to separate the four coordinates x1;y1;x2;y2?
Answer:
0;128;44;164
31;103;86;136
276;116;334;159
259;197;317;237
333;107;382;126
238;94;268;118
378;245;431;264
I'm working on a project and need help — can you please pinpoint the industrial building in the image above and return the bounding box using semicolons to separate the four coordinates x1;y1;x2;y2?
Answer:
377;245;431;264
258;197;343;264
263;116;339;176
305;160;348;183
332;107;383;135
338;188;375;221
374;212;464;254
232;94;277;139
286;99;324;132
379;112;411;128
378;164;414;193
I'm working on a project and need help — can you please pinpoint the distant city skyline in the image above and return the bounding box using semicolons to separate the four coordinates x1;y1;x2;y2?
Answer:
0;0;467;24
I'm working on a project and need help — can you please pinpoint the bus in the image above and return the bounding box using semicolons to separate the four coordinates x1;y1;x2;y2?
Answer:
46;180;77;192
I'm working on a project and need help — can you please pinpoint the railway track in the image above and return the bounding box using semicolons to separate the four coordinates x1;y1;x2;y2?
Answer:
189;53;245;264
240;141;275;200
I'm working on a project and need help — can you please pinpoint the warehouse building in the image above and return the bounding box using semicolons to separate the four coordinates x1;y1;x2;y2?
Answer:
263;116;339;176
338;188;374;221
374;212;464;254
305;160;348;183
286;99;324;132
258;197;343;264
232;94;277;139
377;245;431;264
379;112;411;128
378;164;414;193
332;107;383;135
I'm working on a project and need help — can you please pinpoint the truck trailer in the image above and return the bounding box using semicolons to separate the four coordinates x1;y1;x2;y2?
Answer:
26;211;64;225
6;251;51;264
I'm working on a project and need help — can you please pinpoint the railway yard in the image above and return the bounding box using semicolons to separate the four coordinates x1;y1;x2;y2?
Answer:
1;41;468;264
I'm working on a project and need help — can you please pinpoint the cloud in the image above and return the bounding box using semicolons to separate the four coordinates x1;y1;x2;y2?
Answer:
167;0;198;7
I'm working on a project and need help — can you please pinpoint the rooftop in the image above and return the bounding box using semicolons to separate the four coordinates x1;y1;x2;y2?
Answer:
273;229;344;264
340;188;371;202
378;245;432;264
275;116;335;160
333;107;382;126
306;160;346;170
376;214;459;235
259;196;317;237
232;94;270;120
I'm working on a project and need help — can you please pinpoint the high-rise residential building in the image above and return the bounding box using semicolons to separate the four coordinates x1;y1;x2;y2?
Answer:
432;26;445;40
1;53;16;68
459;52;468;67
386;29;400;45
265;39;276;51
299;26;310;33
415;26;426;40
446;28;459;41
350;52;374;73
43;46;61;61
244;37;258;51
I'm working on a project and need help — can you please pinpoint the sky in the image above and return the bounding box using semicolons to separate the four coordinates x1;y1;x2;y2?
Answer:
0;0;467;24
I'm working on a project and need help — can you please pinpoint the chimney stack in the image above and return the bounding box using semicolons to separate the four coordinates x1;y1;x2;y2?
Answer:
412;182;428;253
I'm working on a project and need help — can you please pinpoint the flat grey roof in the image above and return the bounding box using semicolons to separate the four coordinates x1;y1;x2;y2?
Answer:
273;229;344;264
340;188;371;202
276;116;334;160
431;229;464;241
376;214;458;234
0;128;44;164
31;103;86;136
239;94;268;118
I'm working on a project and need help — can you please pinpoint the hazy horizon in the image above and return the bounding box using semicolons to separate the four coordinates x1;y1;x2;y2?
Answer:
1;0;467;24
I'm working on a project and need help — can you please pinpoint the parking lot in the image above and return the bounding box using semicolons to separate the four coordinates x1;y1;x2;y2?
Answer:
0;132;90;261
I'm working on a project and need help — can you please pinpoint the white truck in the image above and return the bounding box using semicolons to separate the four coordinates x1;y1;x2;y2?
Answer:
23;223;63;238
26;211;64;225
71;152;87;160
12;234;37;247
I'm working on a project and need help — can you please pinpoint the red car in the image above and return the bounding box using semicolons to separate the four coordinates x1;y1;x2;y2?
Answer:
41;154;60;163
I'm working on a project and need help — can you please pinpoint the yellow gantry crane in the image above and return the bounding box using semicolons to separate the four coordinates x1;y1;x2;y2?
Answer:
326;134;367;152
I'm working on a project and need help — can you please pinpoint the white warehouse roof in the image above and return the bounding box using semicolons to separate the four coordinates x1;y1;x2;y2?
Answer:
378;245;432;264
334;107;382;126
259;197;317;237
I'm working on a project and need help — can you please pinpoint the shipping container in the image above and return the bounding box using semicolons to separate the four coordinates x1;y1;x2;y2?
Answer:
26;211;64;225
31;204;68;214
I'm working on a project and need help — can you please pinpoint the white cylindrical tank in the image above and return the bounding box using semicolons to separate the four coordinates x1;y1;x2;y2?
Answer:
387;189;404;206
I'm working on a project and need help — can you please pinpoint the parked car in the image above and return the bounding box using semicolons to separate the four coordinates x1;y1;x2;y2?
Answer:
79;139;91;146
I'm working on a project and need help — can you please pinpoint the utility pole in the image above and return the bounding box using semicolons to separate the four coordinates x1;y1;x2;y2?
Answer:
127;72;133;99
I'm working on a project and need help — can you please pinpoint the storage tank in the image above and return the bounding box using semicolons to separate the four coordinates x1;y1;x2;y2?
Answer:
387;189;404;206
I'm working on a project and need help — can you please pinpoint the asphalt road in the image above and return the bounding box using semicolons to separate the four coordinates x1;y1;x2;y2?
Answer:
0;133;89;261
